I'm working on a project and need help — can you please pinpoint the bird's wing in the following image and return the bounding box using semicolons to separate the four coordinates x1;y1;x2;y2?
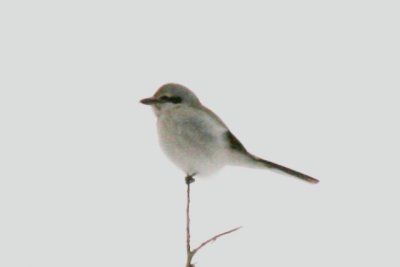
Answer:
225;130;248;154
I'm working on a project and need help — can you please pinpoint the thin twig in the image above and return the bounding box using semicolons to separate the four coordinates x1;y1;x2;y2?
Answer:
186;180;192;267
184;175;241;267
191;226;242;256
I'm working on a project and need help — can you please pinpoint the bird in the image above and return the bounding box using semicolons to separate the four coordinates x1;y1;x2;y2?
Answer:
140;83;319;184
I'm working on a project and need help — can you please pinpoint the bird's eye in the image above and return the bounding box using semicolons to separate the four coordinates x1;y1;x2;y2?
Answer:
160;95;169;101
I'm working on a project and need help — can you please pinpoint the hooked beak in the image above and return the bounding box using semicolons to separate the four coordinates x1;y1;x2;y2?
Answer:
140;97;159;105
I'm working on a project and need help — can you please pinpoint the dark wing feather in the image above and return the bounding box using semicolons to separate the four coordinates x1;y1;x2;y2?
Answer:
225;130;248;154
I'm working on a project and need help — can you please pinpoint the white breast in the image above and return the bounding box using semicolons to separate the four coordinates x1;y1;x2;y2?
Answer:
157;106;229;176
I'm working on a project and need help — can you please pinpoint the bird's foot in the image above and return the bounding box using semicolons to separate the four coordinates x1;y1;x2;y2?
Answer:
185;175;195;185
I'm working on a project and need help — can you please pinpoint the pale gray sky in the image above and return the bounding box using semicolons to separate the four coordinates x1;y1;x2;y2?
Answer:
1;1;399;266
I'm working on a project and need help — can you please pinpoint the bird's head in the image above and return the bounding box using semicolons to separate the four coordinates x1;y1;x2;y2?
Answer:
140;83;201;116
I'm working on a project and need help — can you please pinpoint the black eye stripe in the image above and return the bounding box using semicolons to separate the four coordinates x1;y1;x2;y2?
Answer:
160;95;182;104
169;96;182;104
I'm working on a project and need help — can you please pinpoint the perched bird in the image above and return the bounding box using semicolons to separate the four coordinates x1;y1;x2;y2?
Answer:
140;83;319;184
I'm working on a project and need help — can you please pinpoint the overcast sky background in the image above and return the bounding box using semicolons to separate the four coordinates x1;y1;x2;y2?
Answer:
1;1;399;266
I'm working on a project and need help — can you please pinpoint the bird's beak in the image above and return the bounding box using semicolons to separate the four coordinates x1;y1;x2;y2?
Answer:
140;97;159;105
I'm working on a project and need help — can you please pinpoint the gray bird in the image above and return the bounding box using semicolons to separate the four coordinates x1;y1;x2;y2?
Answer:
141;83;319;184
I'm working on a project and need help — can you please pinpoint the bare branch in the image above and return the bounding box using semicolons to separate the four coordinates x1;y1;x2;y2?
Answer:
184;175;241;267
191;226;242;256
185;180;192;267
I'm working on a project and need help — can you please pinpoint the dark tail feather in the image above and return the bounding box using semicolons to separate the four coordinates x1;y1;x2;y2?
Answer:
224;130;319;184
253;156;319;184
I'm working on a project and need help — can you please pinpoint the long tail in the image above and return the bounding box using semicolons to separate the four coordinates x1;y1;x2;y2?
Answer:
225;130;319;184
252;155;319;184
